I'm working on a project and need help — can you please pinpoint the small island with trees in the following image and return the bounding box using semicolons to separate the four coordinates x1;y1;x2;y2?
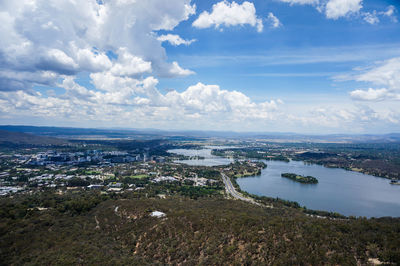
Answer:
281;173;318;184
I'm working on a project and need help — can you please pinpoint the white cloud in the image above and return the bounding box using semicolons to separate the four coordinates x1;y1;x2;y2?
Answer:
1;71;398;132
72;45;113;72
192;1;263;32
382;5;398;22
286;104;400;132
0;76;283;130
157;34;196;46
344;57;400;101
267;12;282;28
89;72;142;93
110;48;152;77
0;0;196;91
361;6;397;25
325;0;363;19
41;21;60;31
0;0;398;132
0;70;59;91
42;49;78;74
363;11;379;24
384;5;395;17
356;57;400;89
169;62;195;76
350;88;389;101
164;82;279;118
279;0;397;24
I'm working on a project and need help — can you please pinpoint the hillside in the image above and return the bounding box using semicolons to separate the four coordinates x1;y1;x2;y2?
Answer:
1;125;400;143
1;192;399;265
0;130;67;146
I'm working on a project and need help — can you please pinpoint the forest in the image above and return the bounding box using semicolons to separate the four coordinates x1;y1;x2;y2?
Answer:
1;190;399;265
281;173;319;184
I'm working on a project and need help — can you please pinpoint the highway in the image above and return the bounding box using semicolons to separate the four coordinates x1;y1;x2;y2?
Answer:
221;172;257;204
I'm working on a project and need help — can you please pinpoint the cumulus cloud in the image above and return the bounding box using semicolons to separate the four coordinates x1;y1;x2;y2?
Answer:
157;34;196;46
0;70;59;92
1;0;398;132
164;82;280;119
325;0;362;19
0;75;283;129
89;72;142;93
41;49;78;74
350;88;389;101
192;1;263;32
0;0;196;91
169;62;195;76
0;0;285;130
267;13;282;28
109;48;152;77
0;67;397;132
72;46;113;73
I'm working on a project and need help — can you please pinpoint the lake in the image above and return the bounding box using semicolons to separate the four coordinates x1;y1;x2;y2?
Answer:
169;148;400;218
168;148;233;166
237;160;400;218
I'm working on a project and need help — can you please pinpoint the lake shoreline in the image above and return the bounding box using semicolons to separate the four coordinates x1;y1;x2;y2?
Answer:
237;160;400;218
168;148;400;218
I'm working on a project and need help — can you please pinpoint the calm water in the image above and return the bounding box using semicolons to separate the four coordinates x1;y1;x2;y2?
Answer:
168;148;400;217
237;160;400;218
167;148;233;166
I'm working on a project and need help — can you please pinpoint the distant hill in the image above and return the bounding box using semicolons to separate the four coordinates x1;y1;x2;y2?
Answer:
0;125;399;143
0;129;67;145
0;125;163;140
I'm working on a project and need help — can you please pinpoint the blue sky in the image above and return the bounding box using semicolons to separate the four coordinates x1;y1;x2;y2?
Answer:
0;0;399;133
160;0;400;95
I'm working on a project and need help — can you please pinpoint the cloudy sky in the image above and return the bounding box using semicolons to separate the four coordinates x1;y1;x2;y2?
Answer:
0;0;399;133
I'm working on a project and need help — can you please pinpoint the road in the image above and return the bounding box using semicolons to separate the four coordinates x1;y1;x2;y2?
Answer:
221;173;257;204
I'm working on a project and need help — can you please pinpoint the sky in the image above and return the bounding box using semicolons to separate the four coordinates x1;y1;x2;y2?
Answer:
0;0;399;134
